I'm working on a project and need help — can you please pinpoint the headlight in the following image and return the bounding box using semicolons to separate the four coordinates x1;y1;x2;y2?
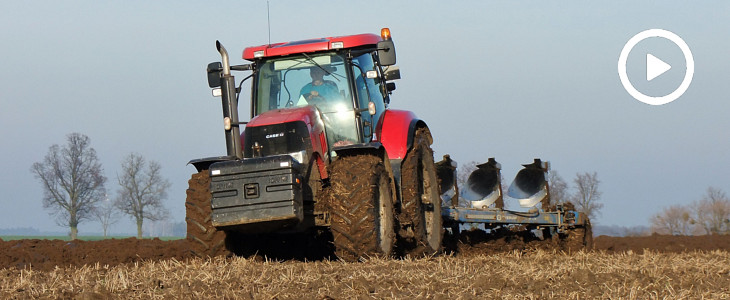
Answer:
289;150;308;164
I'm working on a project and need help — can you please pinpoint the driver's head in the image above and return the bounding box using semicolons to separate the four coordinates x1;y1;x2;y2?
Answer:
310;67;326;81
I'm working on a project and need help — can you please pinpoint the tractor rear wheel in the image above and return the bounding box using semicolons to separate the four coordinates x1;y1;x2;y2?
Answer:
185;171;230;257
399;127;443;256
327;155;396;262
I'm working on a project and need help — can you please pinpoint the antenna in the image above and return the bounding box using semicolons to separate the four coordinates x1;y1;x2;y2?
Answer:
267;0;271;45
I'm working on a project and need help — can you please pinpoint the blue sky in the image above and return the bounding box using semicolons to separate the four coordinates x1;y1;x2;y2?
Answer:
1;1;728;234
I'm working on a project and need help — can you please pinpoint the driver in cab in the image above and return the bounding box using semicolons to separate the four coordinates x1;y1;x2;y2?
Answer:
299;66;339;105
299;66;353;147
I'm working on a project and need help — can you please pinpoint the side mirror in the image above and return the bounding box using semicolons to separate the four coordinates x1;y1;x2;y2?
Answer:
383;66;400;81
377;40;396;66
386;82;396;93
381;82;396;96
207;62;222;88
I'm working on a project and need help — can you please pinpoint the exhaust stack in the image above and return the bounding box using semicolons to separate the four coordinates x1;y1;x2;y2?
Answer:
461;158;503;209
215;41;243;159
507;159;550;208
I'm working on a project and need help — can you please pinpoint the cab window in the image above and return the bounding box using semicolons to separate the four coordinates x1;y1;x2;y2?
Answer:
351;53;387;140
254;54;350;116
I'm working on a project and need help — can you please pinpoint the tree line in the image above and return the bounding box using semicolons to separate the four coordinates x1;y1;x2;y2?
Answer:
548;171;603;220
30;133;170;240
650;186;730;235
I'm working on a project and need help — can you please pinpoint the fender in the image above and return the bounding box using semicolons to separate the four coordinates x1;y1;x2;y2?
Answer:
188;156;237;172
376;109;428;160
332;142;394;183
376;109;429;197
332;142;397;205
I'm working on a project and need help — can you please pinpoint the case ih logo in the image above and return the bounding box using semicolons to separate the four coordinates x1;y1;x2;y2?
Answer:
265;132;284;139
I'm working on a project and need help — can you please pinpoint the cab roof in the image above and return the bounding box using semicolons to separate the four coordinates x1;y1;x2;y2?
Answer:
242;33;381;61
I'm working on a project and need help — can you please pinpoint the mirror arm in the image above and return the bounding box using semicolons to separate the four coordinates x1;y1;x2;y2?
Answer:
210;64;253;72
231;64;254;71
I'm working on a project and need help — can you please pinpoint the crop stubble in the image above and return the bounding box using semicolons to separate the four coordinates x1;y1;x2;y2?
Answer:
1;248;729;299
1;235;729;298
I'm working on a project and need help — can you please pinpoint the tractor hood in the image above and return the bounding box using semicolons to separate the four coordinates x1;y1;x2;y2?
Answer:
247;106;321;129
241;105;327;161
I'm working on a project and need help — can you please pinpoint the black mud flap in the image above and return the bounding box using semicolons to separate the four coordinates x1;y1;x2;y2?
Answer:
208;155;303;232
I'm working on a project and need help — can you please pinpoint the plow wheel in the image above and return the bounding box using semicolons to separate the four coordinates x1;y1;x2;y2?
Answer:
560;219;594;252
399;127;443;256
185;171;230;258
327;155;396;262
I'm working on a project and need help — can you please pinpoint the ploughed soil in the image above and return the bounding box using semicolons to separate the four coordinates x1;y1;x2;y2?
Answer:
0;238;191;271
1;233;729;271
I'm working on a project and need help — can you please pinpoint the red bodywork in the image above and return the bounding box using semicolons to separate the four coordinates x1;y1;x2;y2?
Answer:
246;106;321;127
244;106;329;178
243;34;381;60
376;110;420;160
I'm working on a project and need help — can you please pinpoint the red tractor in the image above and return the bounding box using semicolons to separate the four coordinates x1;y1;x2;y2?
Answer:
187;28;442;260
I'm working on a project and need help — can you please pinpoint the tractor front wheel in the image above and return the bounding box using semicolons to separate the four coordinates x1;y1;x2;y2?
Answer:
327;155;396;262
185;171;230;258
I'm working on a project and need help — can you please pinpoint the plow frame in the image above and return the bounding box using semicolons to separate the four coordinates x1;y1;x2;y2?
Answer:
442;204;587;234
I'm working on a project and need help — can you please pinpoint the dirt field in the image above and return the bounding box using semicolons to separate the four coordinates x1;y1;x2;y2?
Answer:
6;233;728;271
0;238;191;271
1;234;729;298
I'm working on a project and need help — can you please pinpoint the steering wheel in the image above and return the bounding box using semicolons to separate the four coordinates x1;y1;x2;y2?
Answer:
303;93;327;107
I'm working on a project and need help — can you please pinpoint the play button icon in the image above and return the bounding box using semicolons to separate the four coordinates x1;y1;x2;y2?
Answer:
618;29;694;106
646;53;671;81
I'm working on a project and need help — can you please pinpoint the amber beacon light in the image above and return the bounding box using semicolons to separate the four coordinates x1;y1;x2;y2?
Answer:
381;27;391;40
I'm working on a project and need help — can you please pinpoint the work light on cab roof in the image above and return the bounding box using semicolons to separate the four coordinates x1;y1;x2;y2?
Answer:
241;29;393;61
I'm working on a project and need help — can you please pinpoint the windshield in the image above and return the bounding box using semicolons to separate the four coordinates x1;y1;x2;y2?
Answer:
254;53;360;146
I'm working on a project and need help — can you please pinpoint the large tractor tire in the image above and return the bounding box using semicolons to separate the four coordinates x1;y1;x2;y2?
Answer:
327;154;396;262
398;127;443;257
185;171;230;258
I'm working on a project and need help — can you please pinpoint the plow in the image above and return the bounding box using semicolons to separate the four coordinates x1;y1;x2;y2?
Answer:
436;156;592;253
186;27;592;261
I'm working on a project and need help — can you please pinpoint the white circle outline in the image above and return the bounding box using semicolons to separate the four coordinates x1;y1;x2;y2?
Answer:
617;29;694;106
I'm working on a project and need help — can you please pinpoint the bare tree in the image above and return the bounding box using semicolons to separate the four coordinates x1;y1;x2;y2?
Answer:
92;195;120;237
571;172;603;220
650;204;693;235
456;161;478;191
144;219;174;237
548;170;569;206
692;187;730;235
30;133;106;240
455;161;478;208
114;153;171;238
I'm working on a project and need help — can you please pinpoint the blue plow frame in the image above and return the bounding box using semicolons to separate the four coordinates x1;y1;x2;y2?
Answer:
442;205;587;233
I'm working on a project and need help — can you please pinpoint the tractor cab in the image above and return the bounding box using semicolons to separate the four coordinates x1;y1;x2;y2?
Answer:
237;29;398;157
201;29;398;166
249;42;393;153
